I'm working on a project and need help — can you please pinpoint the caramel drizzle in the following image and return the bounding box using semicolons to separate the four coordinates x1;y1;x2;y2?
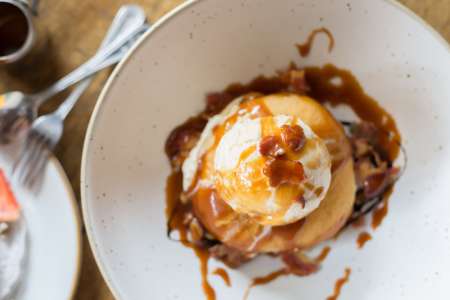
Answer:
326;268;351;300
371;187;393;229
213;267;231;287
165;173;216;300
305;64;401;160
356;231;372;249
297;27;335;57
244;246;331;299
243;269;288;300
315;246;331;263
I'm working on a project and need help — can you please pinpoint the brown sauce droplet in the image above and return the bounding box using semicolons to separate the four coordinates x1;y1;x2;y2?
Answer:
372;187;393;229
326;268;351;300
314;246;331;263
243;269;288;300
0;3;29;57
213;267;231;287
357;231;372;249
297;27;335;57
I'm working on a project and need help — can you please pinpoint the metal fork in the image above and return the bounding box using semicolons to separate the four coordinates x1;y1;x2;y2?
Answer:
13;10;149;187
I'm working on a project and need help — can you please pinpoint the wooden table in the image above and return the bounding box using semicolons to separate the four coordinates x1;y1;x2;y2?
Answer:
0;0;448;299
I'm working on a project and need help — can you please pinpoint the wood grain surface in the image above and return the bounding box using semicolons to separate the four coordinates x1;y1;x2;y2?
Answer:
0;0;448;299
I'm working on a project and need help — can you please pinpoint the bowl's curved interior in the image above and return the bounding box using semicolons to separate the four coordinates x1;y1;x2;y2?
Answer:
82;0;450;299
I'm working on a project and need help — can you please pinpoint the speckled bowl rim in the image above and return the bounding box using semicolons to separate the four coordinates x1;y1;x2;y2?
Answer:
80;0;450;298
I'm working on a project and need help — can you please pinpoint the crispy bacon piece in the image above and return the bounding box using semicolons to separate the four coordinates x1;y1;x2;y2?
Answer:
281;124;306;152
259;136;285;157
263;159;305;187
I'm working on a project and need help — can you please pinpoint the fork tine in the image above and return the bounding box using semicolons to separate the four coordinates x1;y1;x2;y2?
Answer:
24;142;50;188
15;133;45;184
22;137;48;186
12;132;36;174
13;138;37;180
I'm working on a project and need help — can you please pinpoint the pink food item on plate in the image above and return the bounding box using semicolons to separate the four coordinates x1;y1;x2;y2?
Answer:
0;170;20;223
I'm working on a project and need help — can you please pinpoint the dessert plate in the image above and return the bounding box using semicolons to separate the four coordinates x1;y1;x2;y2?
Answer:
0;143;81;300
81;0;450;299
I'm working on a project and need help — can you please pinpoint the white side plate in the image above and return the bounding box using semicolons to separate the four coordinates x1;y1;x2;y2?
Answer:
0;144;81;300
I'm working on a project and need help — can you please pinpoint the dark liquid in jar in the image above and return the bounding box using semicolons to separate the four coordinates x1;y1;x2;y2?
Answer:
0;3;29;56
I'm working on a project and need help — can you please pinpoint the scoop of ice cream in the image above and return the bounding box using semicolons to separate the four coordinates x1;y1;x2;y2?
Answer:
213;115;331;226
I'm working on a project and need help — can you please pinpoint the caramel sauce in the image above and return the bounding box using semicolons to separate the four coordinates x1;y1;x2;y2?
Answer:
241;97;272;117
213;267;231;287
243;269;288;300
326;268;351;300
314;246;331;263
165;173;216;300
371;186;393;229
356;231;372;249
260;115;278;136
296;27;335;57
305;64;401;160
165;172;183;224
239;145;257;161
196;247;216;300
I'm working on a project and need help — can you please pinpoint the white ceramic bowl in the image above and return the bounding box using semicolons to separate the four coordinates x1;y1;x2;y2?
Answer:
81;0;450;299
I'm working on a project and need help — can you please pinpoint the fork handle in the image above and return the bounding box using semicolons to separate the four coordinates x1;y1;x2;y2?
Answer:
53;51;125;119
53;6;147;120
31;8;146;106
